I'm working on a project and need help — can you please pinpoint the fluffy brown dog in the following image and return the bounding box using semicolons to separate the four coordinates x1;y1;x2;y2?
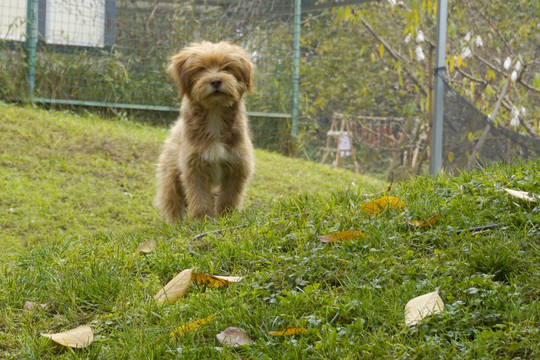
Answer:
155;41;255;222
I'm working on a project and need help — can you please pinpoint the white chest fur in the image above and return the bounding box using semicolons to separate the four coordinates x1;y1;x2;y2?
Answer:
200;109;229;163
201;141;227;162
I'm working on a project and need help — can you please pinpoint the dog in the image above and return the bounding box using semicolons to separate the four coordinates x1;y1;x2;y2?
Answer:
155;41;255;222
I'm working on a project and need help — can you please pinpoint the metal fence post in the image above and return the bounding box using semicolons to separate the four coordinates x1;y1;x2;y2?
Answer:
431;0;447;175
25;0;38;99
291;0;301;138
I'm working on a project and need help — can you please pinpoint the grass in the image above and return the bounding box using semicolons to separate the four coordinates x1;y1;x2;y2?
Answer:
1;104;539;359
0;103;380;255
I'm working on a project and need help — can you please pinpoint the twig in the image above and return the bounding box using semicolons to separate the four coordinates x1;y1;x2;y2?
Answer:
192;224;249;241
456;224;500;235
470;2;513;55
358;16;428;97
475;55;539;94
190;212;308;241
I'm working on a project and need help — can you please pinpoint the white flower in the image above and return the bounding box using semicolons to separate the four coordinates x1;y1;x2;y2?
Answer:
415;45;425;61
511;70;518;82
520;107;527;115
416;30;425;43
510;117;520;127
475;35;483;47
387;0;397;6
511;107;519;118
461;47;472;59
464;32;471;42
503;57;512;70
510;107;520;127
404;33;412;43
514;60;522;72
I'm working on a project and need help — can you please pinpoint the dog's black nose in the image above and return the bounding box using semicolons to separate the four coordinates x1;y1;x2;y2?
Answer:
210;78;222;88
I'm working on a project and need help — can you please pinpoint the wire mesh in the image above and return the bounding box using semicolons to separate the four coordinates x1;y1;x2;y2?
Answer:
441;74;540;171
1;0;538;168
0;0;295;150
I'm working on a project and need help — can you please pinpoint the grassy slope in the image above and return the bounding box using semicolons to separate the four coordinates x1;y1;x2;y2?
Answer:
0;104;380;254
1;105;539;359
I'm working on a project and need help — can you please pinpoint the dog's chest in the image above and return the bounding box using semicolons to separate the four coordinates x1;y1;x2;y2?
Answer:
200;110;230;163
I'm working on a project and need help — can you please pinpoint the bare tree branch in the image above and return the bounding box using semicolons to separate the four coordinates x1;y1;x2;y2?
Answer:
358;15;428;97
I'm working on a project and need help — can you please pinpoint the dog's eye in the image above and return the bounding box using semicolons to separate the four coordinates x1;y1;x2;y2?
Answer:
193;67;206;74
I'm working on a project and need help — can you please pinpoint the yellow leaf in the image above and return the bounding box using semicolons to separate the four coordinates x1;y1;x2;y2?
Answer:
358;196;407;215
154;268;192;304
503;188;536;202
343;6;351;21
379;43;385;58
404;290;444;326
170;315;216;338
41;325;93;348
408;214;439;227
447;152;454;163
449;56;455;73
318;230;366;243
456;54;462;68
136;239;157;254
191;273;243;288
269;327;308;336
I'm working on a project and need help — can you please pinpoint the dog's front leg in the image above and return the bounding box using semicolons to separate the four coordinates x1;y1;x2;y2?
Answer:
215;162;249;215
182;163;215;220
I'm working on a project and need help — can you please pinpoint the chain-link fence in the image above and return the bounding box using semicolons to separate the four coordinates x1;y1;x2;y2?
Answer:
0;0;296;151
441;74;540;171
1;0;539;172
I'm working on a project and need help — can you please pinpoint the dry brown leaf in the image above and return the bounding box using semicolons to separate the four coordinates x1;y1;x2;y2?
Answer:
408;214;439;227
23;301;47;310
358;196;407;215
213;275;243;283
191;273;242;288
404;290;444;326
216;327;253;347
269;327;308;336
318;230;366;243
170;314;216;338
136;239;157;254
41;325;93;348
503;188;536;202
154;268;192;305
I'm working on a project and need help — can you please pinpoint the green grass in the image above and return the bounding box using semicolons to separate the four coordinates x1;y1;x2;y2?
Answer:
1;104;539;359
0;103;380;255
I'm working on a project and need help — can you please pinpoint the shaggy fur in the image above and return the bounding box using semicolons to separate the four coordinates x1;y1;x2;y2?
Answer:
155;41;255;222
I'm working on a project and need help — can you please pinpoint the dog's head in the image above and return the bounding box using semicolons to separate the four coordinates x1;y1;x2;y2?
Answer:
167;41;254;107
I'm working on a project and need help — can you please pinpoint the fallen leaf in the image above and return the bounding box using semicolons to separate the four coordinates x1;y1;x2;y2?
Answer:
404;290;444;326
191;273;243;288
154;268;193;304
170;314;216;338
216;327;253;347
318;230;366;243
408;214;439;227
41;325;93;348
358;196;407;215
23;301;47;310
136;239;157;254
269;327;308;336
503;188;536;202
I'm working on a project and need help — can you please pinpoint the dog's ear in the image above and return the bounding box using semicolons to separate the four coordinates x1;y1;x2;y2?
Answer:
238;53;255;94
167;51;190;98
